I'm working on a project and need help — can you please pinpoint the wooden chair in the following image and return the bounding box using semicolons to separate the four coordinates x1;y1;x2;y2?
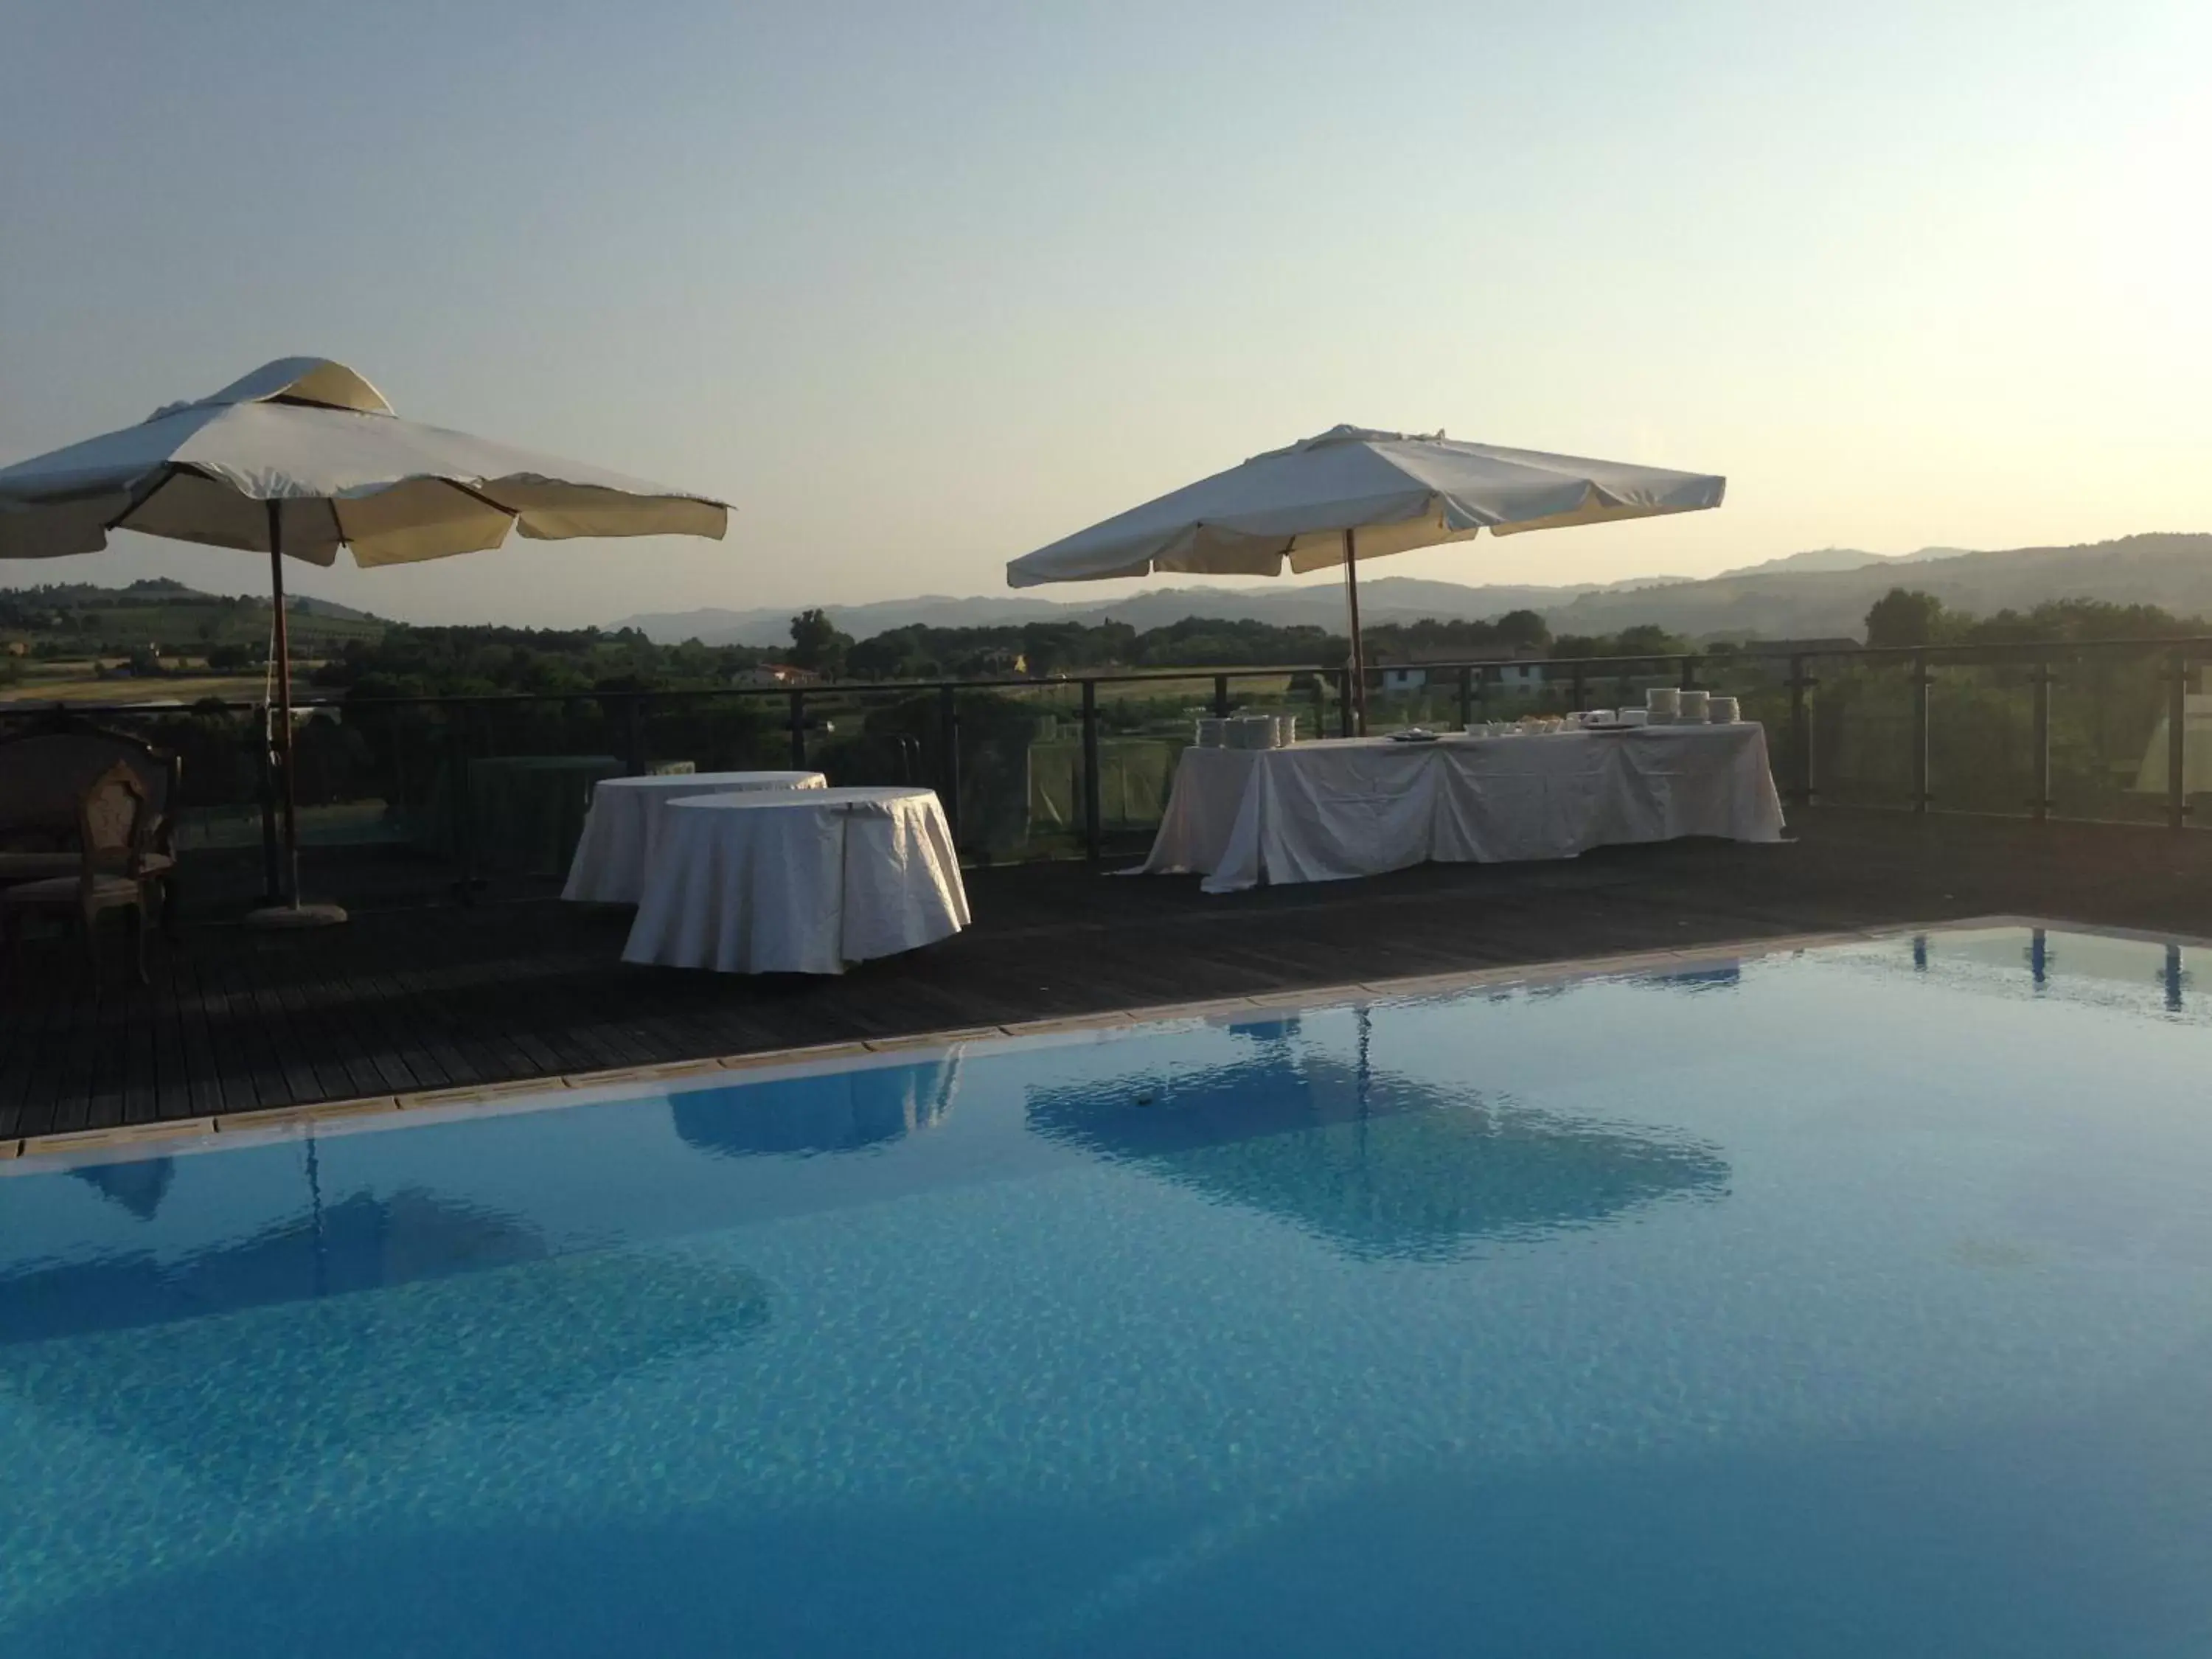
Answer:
0;722;182;931
1;762;159;984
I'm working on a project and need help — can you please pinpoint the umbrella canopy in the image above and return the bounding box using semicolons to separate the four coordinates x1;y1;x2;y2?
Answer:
0;358;731;919
1006;424;1722;586
0;356;728;563
1005;424;1724;732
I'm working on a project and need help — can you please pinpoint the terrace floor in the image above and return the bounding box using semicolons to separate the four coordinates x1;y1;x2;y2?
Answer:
6;805;2212;1145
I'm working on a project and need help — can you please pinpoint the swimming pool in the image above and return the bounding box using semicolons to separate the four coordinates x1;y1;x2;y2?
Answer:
4;923;2211;1657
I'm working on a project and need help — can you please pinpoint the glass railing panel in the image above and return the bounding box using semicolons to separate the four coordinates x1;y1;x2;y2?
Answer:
1927;661;2037;817
1809;658;1918;809
2049;653;2177;826
946;682;1091;863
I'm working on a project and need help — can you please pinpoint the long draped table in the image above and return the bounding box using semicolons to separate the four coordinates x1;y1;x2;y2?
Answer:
1141;726;1786;893
563;771;826;904
624;786;970;974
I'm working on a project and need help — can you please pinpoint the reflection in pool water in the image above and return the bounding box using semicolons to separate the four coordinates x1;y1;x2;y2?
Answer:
1027;1016;1729;1261
672;1055;960;1158
5;927;2212;1658
0;1184;771;1497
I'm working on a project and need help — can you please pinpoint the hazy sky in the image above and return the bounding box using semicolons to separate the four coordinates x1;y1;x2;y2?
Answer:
4;1;2206;627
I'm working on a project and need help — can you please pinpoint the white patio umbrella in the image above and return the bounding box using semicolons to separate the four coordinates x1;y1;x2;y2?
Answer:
0;357;730;925
1006;425;1725;733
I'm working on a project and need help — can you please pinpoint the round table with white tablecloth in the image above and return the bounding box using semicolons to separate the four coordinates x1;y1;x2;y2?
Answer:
563;771;826;904
622;785;970;975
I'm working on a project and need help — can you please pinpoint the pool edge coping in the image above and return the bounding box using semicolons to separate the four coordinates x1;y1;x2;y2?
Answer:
3;914;2189;1166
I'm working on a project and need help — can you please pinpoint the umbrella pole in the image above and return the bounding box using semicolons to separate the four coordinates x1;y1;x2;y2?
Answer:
268;506;300;903
246;502;347;928
1342;527;1368;736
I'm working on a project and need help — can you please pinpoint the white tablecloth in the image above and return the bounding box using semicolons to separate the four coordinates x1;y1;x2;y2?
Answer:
563;771;826;903
623;786;970;974
1143;726;1786;893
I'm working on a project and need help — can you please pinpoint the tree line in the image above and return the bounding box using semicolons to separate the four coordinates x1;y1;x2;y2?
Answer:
1862;590;2212;649
790;607;1691;679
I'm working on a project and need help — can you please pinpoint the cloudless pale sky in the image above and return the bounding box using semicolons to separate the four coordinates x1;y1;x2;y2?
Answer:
3;1;2207;627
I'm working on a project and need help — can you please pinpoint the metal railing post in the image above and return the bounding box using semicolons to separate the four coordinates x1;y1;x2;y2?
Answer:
1338;667;1354;738
2031;661;2053;821
1569;663;1587;714
937;684;961;844
1081;678;1102;862
1788;655;1816;807
788;689;807;771
1679;655;1698;693
1213;675;1231;719
1309;672;1326;740
1911;651;1932;813
2168;652;2188;830
625;695;644;775
1457;665;1473;731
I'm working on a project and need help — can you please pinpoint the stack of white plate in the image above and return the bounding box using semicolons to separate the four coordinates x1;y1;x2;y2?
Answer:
1646;686;1681;723
1679;689;1711;722
1708;695;1741;723
1195;717;1228;748
1228;714;1279;749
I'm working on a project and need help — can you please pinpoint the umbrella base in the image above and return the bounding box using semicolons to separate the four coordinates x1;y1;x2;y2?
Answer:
245;901;350;930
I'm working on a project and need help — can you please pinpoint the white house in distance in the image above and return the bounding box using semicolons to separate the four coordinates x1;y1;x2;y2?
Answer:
1376;648;1548;695
731;663;822;689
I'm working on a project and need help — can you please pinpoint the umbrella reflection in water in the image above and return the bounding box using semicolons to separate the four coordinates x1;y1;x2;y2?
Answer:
0;1158;771;1496
672;1055;962;1159
1026;1017;1730;1262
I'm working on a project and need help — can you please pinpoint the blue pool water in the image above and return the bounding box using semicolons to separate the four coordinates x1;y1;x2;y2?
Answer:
6;925;2212;1656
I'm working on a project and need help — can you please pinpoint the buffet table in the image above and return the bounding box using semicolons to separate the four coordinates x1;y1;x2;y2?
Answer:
563;770;826;904
623;786;970;974
1142;726;1785;893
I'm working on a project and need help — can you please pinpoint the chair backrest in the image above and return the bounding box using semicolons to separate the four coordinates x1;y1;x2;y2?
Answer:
77;762;151;875
0;729;175;841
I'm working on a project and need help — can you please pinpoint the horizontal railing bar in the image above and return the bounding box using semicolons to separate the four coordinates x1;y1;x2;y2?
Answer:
4;634;2210;720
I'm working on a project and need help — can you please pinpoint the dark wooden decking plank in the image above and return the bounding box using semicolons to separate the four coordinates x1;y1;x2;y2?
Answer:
0;939;66;1135
172;947;230;1119
378;959;515;1089
269;960;379;1103
207;948;283;1112
243;945;333;1105
301;967;422;1099
10;808;2212;1139
338;967;454;1094
150;945;201;1120
123;975;163;1126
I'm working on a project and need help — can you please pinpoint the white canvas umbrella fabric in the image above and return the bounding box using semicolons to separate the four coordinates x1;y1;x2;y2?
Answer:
1006;425;1723;585
0;357;728;565
1005;424;1725;730
0;358;730;914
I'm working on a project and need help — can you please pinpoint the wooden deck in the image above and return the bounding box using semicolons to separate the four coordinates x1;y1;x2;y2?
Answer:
6;805;2212;1144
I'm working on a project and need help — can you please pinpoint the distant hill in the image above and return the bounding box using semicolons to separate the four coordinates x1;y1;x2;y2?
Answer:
0;577;386;653
627;533;2212;647
1547;533;2212;639
619;577;1647;647
1712;545;1972;580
